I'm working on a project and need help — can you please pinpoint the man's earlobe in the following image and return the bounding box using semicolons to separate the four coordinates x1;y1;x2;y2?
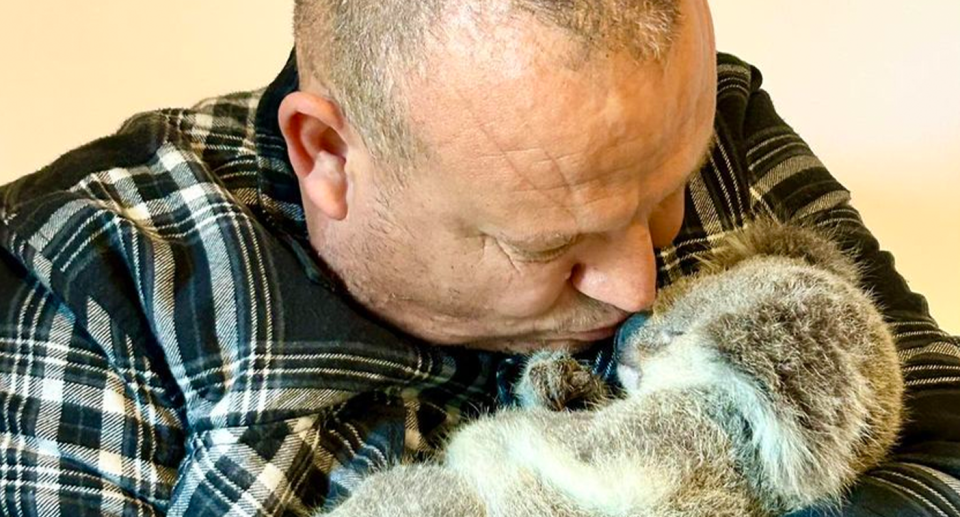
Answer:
302;151;349;221
278;92;350;221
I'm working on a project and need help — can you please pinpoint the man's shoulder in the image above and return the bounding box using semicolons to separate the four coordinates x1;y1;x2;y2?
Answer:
1;88;267;220
0;87;273;299
716;52;760;85
713;52;764;130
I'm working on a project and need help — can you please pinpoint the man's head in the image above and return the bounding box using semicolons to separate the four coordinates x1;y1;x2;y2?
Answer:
279;0;717;352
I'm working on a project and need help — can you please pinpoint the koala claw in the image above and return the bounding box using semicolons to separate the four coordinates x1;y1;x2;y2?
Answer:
516;351;611;411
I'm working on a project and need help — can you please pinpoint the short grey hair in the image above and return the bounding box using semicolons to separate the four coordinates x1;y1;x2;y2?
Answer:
293;0;681;173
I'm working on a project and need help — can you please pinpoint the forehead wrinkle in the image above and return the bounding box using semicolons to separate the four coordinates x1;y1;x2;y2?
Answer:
437;57;597;206
506;174;641;242
515;94;648;215
504;147;647;243
448;92;600;237
539;128;716;243
496;95;713;245
445;78;563;203
533;135;588;222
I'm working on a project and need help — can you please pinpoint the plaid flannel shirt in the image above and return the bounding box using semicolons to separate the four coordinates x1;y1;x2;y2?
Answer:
1;51;958;517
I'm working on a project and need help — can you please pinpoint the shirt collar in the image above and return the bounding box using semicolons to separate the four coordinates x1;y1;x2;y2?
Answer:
254;49;305;237
253;49;349;291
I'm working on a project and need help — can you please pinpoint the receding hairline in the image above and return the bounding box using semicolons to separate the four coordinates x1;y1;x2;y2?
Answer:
292;0;684;173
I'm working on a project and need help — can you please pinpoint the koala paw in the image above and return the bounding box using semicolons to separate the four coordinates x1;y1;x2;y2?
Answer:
516;351;610;411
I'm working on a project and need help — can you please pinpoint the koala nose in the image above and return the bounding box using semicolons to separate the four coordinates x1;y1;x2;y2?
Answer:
615;312;652;354
615;312;652;389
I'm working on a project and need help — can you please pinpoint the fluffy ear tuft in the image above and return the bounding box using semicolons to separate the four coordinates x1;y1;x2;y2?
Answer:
697;219;861;286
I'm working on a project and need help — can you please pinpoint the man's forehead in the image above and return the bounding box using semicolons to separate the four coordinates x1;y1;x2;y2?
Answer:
401;0;716;240
411;51;675;187
490;134;712;243
408;2;705;178
412;55;694;207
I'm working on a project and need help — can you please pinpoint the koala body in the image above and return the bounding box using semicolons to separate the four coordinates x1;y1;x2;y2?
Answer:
322;222;903;517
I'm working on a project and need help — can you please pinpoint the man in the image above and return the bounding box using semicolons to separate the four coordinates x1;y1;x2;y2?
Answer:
0;0;956;515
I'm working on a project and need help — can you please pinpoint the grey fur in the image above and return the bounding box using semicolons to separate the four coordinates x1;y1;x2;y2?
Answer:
320;221;903;517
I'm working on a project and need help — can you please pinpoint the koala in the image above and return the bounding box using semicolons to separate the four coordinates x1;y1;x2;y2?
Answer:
321;221;904;517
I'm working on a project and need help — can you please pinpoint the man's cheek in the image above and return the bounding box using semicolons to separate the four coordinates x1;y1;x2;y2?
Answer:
483;267;572;319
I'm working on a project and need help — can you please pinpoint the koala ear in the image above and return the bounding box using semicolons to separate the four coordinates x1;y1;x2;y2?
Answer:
698;219;861;286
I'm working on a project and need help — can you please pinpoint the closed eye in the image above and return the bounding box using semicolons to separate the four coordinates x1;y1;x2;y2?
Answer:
504;236;581;263
513;244;574;262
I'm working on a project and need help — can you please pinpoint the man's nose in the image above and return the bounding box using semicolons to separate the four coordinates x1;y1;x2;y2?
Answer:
569;225;658;313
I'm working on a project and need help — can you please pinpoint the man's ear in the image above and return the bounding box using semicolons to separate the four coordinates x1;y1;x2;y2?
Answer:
278;91;351;221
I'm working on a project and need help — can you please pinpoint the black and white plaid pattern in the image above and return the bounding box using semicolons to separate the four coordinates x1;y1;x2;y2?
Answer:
1;52;958;516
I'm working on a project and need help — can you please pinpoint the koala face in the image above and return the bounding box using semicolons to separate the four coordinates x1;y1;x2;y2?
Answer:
615;256;826;398
617;328;729;396
616;283;734;397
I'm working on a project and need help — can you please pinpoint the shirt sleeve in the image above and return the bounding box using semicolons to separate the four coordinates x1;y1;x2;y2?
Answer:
0;242;411;517
0;242;442;516
0;243;186;515
731;61;960;517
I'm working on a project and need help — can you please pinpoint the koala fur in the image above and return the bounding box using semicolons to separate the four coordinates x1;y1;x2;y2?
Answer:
321;221;904;517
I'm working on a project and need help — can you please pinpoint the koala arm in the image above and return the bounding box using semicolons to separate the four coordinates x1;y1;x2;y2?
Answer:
735;62;960;515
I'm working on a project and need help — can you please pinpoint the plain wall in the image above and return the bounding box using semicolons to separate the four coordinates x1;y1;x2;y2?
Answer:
1;1;957;333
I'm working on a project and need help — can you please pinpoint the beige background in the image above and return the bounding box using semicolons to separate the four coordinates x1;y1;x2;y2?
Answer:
1;2;958;334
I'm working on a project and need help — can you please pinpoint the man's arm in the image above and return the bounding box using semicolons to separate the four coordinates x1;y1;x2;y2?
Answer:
0;239;444;516
0;243;409;517
0;195;407;516
727;57;960;516
0;244;186;515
